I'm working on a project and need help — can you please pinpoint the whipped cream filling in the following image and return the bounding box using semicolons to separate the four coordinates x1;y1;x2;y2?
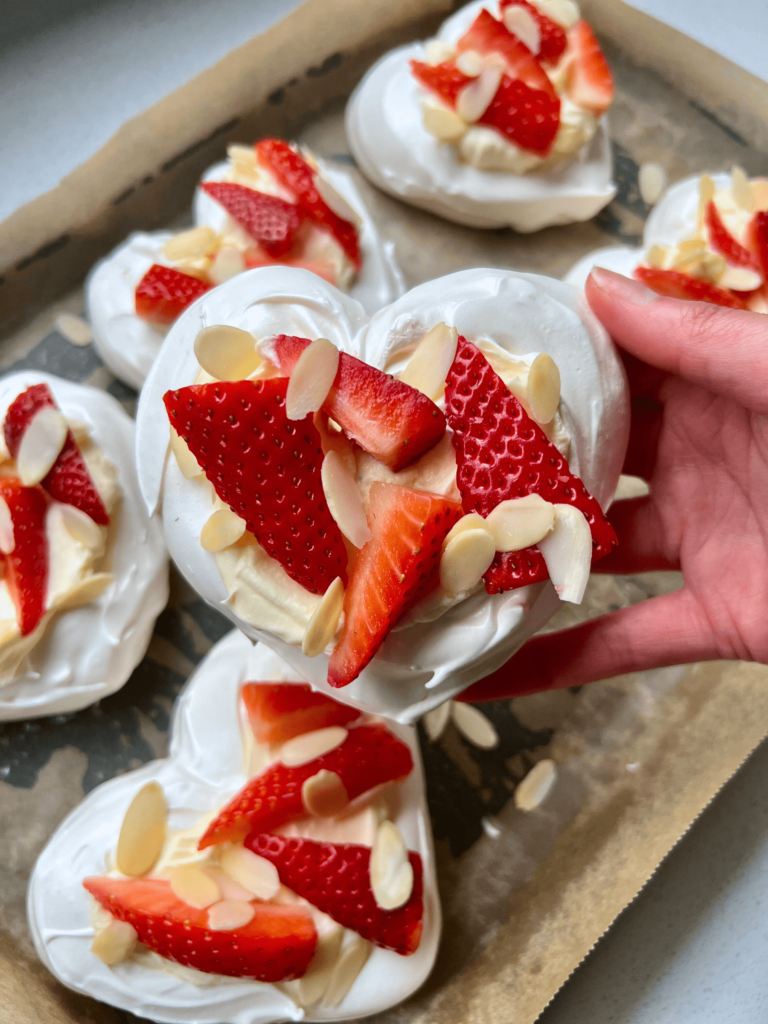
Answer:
136;266;628;722
28;630;440;1024
0;372;169;721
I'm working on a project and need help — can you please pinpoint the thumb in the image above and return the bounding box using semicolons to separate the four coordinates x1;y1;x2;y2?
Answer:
586;267;768;414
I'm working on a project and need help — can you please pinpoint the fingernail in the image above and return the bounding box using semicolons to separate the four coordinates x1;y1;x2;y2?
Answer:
589;267;657;305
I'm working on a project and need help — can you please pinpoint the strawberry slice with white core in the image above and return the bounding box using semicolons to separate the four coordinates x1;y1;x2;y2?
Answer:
247;833;424;956
0;478;48;636
327;483;463;688
135;264;211;324
444;337;616;594
633;266;747;309
262;334;446;471
4;384;109;525
163;379;348;595
199;182;304;258
198;722;413;848
457;8;557;97
83;875;316;981
499;0;567;65
566;20;614;116
705;200;760;271
241;681;361;745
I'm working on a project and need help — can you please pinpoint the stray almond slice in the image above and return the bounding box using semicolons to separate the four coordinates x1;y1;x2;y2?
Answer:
170;427;203;479
207;899;256;931
91;918;138;965
421;102;468;143
209;246;246;285
116;781;167;877
163;226;218;262
321;451;371;549
440;528;496;598
455;49;484;77
302;576;345;658
200;508;246;552
538;503;592;604
526;353;561;425
399;322;459;400
17;407;68;487
457;66;503;123
323;936;371;1008
194;325;260;381
442;512;486;549
502;5;541;53
451;701;499;750
718;265;763;291
286;337;340;421
302;769;349;818
168;864;221;909
220;845;280;900
60;503;104;549
314;175;361;227
0;498;15;554
638;162;667;206
370;820;413;911
56;313;93;347
514;758;557;811
731;165;754;211
298;925;345;1007
485;494;555;552
281;726;348;767
423;700;452;742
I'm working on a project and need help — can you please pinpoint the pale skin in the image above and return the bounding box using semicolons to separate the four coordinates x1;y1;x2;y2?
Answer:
461;266;768;702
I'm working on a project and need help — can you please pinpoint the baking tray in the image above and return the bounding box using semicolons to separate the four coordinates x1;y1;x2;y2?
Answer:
2;2;768;1022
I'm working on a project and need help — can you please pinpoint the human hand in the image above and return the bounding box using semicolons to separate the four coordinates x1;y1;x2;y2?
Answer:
461;266;768;702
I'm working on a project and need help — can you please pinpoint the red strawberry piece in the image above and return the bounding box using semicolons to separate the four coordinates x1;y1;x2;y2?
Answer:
479;74;561;156
241;681;361;745
163;379;347;595
264;335;446;472
499;0;567;65
410;59;473;107
566;20;614;116
198;722;413;848
328;483;463;688
444;337;616;595
4;384;109;525
247;834;424;956
255;139;361;271
0;478;48;636
746;210;768;279
200;182;303;258
633;266;747;309
135;264;211;325
457;8;557;97
705;200;759;271
83;875;316;981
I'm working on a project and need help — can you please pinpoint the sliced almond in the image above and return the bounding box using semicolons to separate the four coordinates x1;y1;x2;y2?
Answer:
514;758;557;811
503;5;541;53
207;899;255;931
423;700;452;742
116;781;167;877
286;338;340;421
323;936;371;1008
302;576;345;658
0;498;15;554
457;66;503;123
421;102;468;143
533;0;579;29
281;726;348;767
314;175;361;226
169;427;203;479
209;245;246;285
731;165;754;211
440;528;496;597
442;512;486;549
302;769;349;818
17;407;68;486
169;863;221;909
638;162;667;206
527;353;561;425
90;918;137;965
718;265;763;291
538;503;592;604
485;494;555;552
645;243;666;268
698;173;716;226
56;313;93;347
753;178;768;213
298;925;345;1007
220;845;280;899
455;49;484;77
321;451;371;548
194;325;260;381
425;39;455;65
163;226;217;262
205;865;254;901
398;322;459;400
451;701;499;749
370;820;413;910
200;508;246;552
59;503;103;549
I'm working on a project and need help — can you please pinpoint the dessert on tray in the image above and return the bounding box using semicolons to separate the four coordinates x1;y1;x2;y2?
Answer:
565;168;768;311
29;630;438;1023
87;138;404;389
0;372;168;721
136;265;628;721
346;0;616;230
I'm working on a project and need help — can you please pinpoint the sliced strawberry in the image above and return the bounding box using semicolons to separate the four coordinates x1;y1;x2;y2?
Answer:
457;8;556;96
200;182;303;258
199;722;413;848
499;0;568;65
410;59;473;106
243;250;338;283
445;337;616;594
566;20;614;116
135;264;211;325
4;384;109;525
83;875;316;980
164;379;347;595
241;681;361;745
479;74;561;156
255;139;361;271
0;478;48;636
263;335;446;472
746;210;768;279
633;266;747;309
706;200;758;270
248;834;423;956
328;483;463;688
